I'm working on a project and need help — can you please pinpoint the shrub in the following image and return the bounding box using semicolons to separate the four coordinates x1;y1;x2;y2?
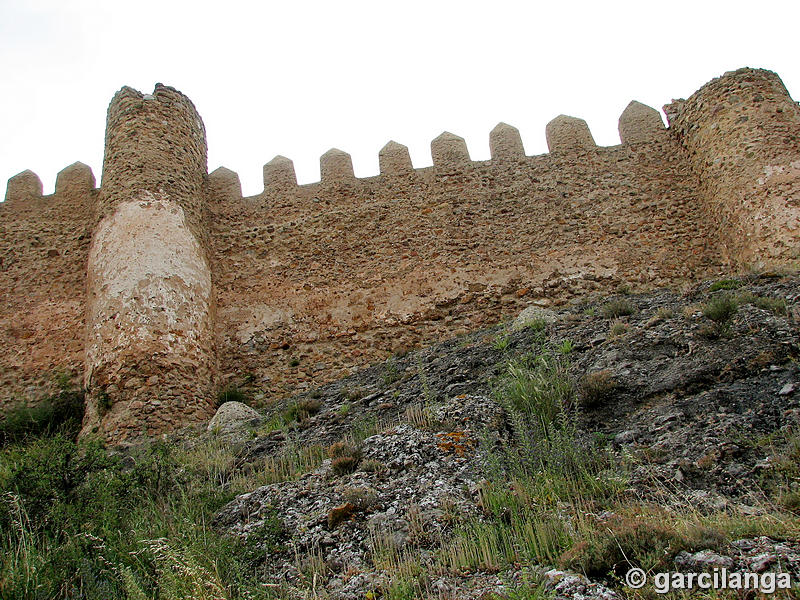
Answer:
328;441;362;475
579;370;617;408
559;514;686;577
0;387;84;446
702;294;738;322
600;299;635;319
608;319;628;338
751;295;788;315
285;398;322;422
216;383;250;407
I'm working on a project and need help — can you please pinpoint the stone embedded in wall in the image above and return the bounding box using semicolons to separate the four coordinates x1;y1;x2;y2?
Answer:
431;132;471;174
209;167;243;202
263;155;298;193
55;162;96;197
379;141;414;177
5;170;43;203
320;148;356;186
545;115;596;153
490;122;525;161
618;101;666;144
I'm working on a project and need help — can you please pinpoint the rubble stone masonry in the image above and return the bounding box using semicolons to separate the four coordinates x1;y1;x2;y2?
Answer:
2;67;799;442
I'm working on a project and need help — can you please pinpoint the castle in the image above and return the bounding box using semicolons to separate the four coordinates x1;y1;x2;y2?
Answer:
1;67;799;443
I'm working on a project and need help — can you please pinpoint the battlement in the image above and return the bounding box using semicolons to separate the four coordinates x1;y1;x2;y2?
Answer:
2;97;672;206
3;67;799;444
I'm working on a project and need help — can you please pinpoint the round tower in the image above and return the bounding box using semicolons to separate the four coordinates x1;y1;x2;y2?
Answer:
665;68;800;266
82;84;217;442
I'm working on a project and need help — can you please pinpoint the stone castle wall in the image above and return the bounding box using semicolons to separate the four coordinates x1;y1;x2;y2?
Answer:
2;67;799;442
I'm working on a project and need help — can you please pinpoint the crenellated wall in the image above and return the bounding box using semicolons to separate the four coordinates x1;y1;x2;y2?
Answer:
205;112;722;398
0;164;96;407
2;67;798;442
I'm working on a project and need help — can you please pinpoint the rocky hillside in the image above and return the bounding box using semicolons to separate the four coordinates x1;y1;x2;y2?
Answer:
209;272;800;598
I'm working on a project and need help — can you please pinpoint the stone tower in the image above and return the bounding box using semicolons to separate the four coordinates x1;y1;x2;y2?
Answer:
665;68;800;266
81;84;217;442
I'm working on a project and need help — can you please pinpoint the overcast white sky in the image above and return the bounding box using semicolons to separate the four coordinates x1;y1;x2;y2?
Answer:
1;0;799;196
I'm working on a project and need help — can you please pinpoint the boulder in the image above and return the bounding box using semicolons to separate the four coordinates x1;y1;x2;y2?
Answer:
207;401;262;435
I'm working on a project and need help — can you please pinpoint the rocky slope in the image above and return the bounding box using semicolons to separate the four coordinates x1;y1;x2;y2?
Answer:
211;272;800;599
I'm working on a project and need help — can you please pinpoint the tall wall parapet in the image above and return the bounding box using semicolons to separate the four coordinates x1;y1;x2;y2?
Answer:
619;101;666;144
320;148;356;188
666;67;800;266
82;84;216;442
545;115;596;153
379;141;414;177
263;156;298;194
490;122;525;162
5;170;43;204
209;167;243;203
0;163;96;411
431;132;471;174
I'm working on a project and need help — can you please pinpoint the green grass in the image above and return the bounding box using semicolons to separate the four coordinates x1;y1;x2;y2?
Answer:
556;339;574;355
709;278;744;292
433;346;800;589
382;357;401;386
493;332;511;352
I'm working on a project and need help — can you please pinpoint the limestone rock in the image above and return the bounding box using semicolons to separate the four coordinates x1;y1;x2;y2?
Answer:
208;401;262;434
512;305;558;330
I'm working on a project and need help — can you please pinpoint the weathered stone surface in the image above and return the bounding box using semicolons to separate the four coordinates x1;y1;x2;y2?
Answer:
618;101;665;144
209;167;242;202
55;162;95;197
208;400;262;434
512;305;558;330
263;155;298;191
431;132;470;173
320;148;355;185
490;122;525;161
4;170;42;203
379;141;413;176
82;84;215;443
545;115;595;152
665;67;800;266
